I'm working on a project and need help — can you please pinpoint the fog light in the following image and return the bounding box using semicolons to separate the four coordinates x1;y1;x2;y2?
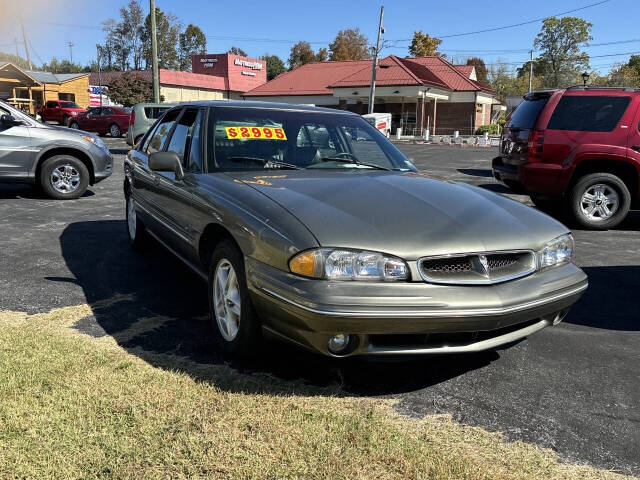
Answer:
328;334;350;354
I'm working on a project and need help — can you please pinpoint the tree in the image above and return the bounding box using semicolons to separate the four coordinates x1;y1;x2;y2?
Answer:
408;31;442;57
605;64;640;88
0;51;30;70
488;60;542;98
228;46;247;56
315;47;328;62
107;72;153;106
141;7;182;69
288;41;316;70
261;54;286;80
626;54;640;77
329;28;370;61
179;24;207;71
40;58;84;74
120;0;145;70
466;57;488;84
534;16;592;88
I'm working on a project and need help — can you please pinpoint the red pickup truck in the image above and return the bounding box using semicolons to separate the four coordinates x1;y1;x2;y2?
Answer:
38;100;86;125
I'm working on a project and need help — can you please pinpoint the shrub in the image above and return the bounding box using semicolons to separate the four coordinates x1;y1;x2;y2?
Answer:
475;124;501;135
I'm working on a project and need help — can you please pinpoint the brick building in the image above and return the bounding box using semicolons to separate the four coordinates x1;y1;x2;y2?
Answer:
244;55;505;135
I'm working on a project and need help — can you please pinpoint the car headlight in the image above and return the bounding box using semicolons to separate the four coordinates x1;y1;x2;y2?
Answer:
289;248;409;281
538;234;573;268
70;111;78;116
81;135;105;148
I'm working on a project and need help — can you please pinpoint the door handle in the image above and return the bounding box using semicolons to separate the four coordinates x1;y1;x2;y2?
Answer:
632;145;640;152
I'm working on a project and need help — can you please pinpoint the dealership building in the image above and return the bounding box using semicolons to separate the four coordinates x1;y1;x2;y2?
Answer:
245;55;505;135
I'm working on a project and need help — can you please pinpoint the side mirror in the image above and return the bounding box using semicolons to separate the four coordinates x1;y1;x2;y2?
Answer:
1;114;23;126
148;151;184;180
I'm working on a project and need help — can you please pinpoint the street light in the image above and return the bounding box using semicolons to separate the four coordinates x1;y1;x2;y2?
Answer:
581;71;590;87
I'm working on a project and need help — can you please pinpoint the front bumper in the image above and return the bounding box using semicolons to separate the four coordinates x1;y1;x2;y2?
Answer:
246;258;588;356
90;145;113;184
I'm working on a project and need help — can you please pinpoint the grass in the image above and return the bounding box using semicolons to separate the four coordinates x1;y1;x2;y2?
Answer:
0;302;634;479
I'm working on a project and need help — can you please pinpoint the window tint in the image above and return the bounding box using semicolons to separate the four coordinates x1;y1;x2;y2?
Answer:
144;106;170;119
102;107;115;115
87;107;101;115
187;110;204;172
166;109;201;165
508;98;548;129
60;101;80;109
547;96;631;132
345;126;390;166
46;101;57;108
144;109;180;154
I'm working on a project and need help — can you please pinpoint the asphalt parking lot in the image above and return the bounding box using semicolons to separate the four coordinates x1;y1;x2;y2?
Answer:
1;138;638;475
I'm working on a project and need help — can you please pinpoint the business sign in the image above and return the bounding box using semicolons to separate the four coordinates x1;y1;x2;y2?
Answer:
199;57;218;68
234;58;263;70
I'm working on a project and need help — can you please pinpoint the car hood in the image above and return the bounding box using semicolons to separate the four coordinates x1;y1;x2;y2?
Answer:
231;170;569;259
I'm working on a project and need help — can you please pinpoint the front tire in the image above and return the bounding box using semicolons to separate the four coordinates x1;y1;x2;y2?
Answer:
208;240;260;358
61;115;70;126
109;123;121;137
569;173;631;230
69;121;79;130
126;193;147;250
39;155;89;200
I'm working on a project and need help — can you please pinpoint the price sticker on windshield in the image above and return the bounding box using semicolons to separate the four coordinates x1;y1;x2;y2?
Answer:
225;126;287;140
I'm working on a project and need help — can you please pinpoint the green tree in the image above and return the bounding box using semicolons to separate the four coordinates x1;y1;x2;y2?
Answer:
465;57;488;84
261;54;286;80
315;47;328;62
288;41;316;70
107;71;153;106
0;52;30;70
408;31;442;57
141;7;182;69
626;54;640;76
179;24;207;71
41;58;84;74
488;60;542;98
228;46;247;56
534;16;592;88
605;64;640;87
329;28;370;61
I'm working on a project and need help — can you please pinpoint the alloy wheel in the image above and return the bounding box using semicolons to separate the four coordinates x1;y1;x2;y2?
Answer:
50;164;81;194
110;124;121;137
213;259;241;341
580;183;619;222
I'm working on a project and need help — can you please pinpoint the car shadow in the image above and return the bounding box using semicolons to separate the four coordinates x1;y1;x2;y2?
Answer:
477;183;514;194
57;220;499;396
457;168;493;178
0;184;95;199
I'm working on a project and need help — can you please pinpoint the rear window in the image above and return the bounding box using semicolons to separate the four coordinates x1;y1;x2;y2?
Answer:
144;107;169;119
547;95;631;132
508;98;549;129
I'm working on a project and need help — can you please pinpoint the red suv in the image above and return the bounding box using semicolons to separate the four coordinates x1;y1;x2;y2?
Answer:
69;106;131;137
38;100;86;126
493;87;640;229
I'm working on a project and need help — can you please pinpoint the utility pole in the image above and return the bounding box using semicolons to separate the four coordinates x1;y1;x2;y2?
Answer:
150;0;160;103
14;38;19;58
528;49;533;93
368;5;384;114
96;44;103;107
20;17;32;70
67;42;74;63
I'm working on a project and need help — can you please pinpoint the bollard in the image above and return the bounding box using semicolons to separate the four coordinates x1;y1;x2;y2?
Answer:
454;131;459;139
424;129;430;142
396;127;402;140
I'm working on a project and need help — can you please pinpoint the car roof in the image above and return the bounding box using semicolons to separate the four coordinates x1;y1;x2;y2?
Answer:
162;100;360;115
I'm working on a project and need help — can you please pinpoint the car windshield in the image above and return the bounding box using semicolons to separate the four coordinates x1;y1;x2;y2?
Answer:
60;101;81;109
207;107;416;172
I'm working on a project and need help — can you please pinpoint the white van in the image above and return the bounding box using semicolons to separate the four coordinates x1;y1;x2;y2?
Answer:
362;112;392;138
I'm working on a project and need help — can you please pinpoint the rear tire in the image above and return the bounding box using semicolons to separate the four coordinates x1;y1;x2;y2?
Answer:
69;121;79;130
109;123;121;137
39;155;89;200
208;239;260;359
569;173;631;230
125;192;147;250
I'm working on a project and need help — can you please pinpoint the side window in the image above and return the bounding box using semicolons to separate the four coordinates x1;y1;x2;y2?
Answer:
46;101;57;108
187;110;204;172
547;96;631;132
165;109;201;170
144;109;181;155
87;107;101;116
103;107;114;115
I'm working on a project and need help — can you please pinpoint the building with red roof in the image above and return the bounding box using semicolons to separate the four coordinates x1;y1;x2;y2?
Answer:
245;55;505;135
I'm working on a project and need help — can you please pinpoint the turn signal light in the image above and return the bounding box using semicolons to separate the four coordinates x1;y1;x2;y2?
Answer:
289;251;318;277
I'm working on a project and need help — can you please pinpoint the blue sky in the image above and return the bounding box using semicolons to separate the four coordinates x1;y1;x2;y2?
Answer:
1;0;638;73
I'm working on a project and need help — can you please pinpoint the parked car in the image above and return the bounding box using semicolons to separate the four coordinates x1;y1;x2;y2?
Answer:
38;100;86;126
124;101;587;359
126;103;172;146
493;87;640;229
0;101;112;199
69;106;132;137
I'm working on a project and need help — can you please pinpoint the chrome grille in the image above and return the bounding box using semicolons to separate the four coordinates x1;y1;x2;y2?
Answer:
418;251;536;285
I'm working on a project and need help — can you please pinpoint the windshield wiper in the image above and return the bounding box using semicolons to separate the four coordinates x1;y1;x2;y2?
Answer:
319;157;391;171
226;157;301;170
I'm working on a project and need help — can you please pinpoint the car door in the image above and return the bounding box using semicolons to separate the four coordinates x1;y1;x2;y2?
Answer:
0;104;33;178
627;96;640;168
101;107;116;134
152;107;205;259
82;107;101;132
130;108;182;241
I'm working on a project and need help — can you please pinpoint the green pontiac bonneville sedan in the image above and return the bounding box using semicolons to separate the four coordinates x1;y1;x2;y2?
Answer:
123;101;587;358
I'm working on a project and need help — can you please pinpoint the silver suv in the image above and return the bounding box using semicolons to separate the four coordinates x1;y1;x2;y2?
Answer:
0;101;112;199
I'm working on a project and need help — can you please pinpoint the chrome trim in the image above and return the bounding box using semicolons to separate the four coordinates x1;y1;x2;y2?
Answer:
365;319;551;355
257;282;588;318
417;250;537;285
